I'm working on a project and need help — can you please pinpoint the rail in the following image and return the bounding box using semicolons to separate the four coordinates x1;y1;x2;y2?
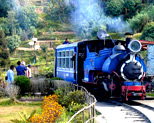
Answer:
67;84;97;123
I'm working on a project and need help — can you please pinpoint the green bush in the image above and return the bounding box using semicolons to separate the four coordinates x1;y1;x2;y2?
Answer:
51;77;63;80
54;88;66;104
62;90;86;108
14;76;30;95
68;102;84;113
140;22;154;41
0;87;5;97
45;72;53;78
20;40;31;47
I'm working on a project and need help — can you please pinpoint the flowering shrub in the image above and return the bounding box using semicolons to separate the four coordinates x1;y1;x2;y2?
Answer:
29;94;63;123
62;90;86;108
68;101;84;114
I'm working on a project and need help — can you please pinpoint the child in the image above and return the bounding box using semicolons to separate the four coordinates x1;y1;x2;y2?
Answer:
26;64;32;78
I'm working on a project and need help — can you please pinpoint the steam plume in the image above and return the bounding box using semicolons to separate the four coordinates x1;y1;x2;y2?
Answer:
69;0;131;39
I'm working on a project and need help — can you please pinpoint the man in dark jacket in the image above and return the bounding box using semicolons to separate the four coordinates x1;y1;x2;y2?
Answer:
63;38;70;44
16;61;27;76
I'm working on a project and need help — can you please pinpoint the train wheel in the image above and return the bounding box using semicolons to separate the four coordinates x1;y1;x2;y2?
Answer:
110;75;121;97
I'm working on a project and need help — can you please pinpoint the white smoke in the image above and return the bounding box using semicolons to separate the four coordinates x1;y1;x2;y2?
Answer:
10;0;28;11
68;0;131;39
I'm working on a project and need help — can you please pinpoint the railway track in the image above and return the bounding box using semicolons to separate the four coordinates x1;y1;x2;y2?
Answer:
110;99;154;123
86;86;154;123
125;100;154;123
95;99;154;123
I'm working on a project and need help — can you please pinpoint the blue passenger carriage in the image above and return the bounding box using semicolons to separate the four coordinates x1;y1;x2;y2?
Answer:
55;43;77;83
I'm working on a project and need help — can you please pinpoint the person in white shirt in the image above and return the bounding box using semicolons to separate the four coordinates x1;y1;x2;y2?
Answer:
26;64;32;78
21;59;25;66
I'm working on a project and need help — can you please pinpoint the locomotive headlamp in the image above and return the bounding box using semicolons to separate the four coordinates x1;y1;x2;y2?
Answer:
128;40;142;53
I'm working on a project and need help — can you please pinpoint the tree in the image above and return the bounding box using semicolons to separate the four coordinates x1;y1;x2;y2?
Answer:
106;0;124;17
0;11;20;36
124;0;142;19
6;35;21;53
143;5;154;22
0;30;10;66
129;13;149;33
140;22;154;41
0;0;14;17
0;17;10;35
17;7;38;31
40;45;48;65
44;0;72;23
7;11;19;35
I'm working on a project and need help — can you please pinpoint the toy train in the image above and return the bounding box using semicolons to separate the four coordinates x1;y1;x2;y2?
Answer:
54;31;153;100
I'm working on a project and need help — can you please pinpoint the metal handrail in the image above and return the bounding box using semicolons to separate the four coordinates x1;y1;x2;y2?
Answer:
67;84;97;123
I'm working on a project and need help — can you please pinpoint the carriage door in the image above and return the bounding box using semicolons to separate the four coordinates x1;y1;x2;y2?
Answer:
70;48;76;82
72;48;76;80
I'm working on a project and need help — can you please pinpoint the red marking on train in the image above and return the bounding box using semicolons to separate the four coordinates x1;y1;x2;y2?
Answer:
85;69;87;74
109;83;116;90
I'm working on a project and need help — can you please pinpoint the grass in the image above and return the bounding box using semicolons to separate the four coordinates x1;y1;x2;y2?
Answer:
146;93;154;97
0;98;42;123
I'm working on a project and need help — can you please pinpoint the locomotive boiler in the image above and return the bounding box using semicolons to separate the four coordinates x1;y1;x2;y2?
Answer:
55;31;150;100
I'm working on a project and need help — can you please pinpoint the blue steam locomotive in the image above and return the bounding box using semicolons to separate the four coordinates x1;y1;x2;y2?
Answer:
54;31;148;100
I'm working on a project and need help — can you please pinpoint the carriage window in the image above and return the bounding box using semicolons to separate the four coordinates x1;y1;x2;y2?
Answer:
70;50;74;69
66;51;69;57
57;52;61;57
70;50;73;56
62;58;65;68
63;51;65;57
66;58;69;68
57;52;61;67
66;51;69;68
58;50;75;69
62;51;65;68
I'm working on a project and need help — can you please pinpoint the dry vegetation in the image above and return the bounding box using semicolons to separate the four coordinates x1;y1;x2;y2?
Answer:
0;98;41;123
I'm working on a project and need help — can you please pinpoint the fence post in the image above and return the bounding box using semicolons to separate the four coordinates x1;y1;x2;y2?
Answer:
75;112;77;123
67;83;96;123
90;96;92;123
83;110;85;123
92;97;95;123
